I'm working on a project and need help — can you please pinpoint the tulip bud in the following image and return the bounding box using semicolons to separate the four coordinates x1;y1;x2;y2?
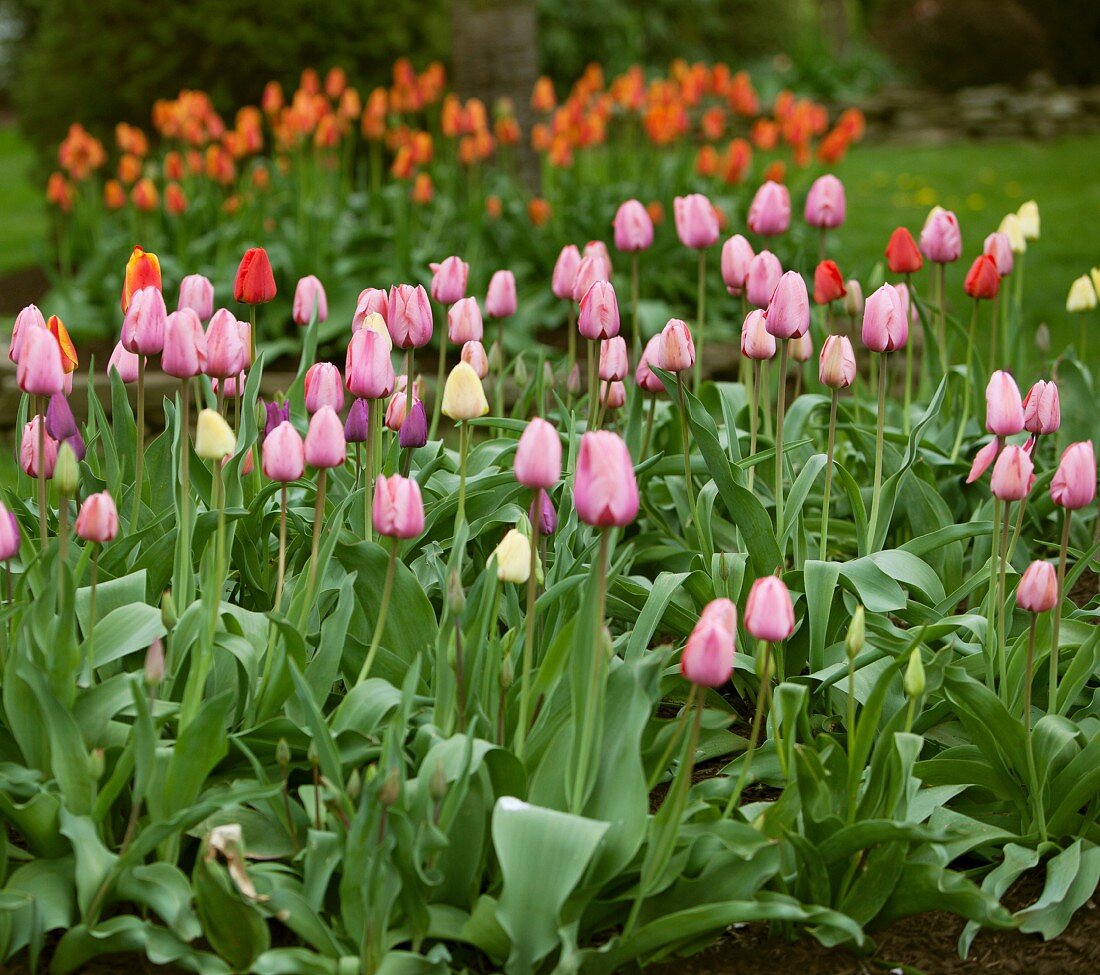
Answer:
17;326;65;397
843;280;864;318
429;255;469;305
373;474;425;538
447;567;466;615
108;341;140;384
75;491;119;543
746;181;791;237
379;767;400;807
601;380;626;410
566;363;582;396
845;606;865;661
614;199;654;252
88;749;106;781
121;286;167;355
963;255;1000;301
998;213;1026;254
293;275;328;325
1017;200;1040;240
919;207;962;264
205;308;246;379
1022;380;1059;436
1017;561;1057;613
577;280;620;341
54;441;79;496
903;649;925;699
304;362;346;414
195;409;236;460
1066;275;1097;313
515;417;562;489
1050;441;1097;510
681;598;737;687
514;355;528;387
790;331;813;363
441;361;490;421
345;328;396;400
529;488;558;536
721;234;754;296
461;340;489;379
304;406;346;469
819;335;856;389
674;193;721;248
990;444;1034;501
804;174;846;229
861;284;908;353
398;401;428;449
574;431;639;527
490;528;532;584
635;335;664;393
344;398;370;443
162;308;208;379
447;297;484;344
262;421;306;482
813;260;846;305
352;289;390;333
161;589;177;629
20;417;58;478
485;269;517;319
487;340;503;372
429;762;448;802
744;576;795;642
745;250;782;309
233;246;277;304
0;503;21;561
121;246;162;313
8;303;46;364
741;309;776;361
983;232;1013;277
144;638;165;686
387;284;434;349
276;738;291;770
656;319;695;372
766;271;811;342
885;227;923;274
178;274;214;322
552;245;582;301
985;371;1024;436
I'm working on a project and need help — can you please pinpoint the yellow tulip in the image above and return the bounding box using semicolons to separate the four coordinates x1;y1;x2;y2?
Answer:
489;528;533;584
1066;275;1097;313
195;408;236;459
1016;200;1040;241
441;361;489;421
361;311;392;352
997;213;1026;254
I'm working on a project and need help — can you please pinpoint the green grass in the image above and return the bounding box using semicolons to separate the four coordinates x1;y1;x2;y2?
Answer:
834;134;1100;365
0;126;48;274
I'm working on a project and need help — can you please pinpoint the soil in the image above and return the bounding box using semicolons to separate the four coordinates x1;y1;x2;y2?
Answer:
0;266;49;317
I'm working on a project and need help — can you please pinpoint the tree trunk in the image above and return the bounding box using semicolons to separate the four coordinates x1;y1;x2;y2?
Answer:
450;0;540;190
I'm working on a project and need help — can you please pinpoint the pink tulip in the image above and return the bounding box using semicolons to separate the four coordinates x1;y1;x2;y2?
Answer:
574;430;639;527
304;405;346;468
461;340;489;379
0;502;19;561
790;331;813;363
485;270;517;319
212;372;247;399
919;208;962;264
985;371;1024;436
572;253;611;304
20;416;58;478
613;199;654;252
635;335;664;393
983;233;1013;277
205;308;246;378
721;235;754;296
966;438;1001;484
673;193;720;249
262;421;306;482
293;275;328;325
657;319;695;372
385;391;409;431
741;309;777;361
1017;561;1057;613
819;335;856;389
1051;441;1097;510
804;174;846;229
599;336;630;381
237;320;253;368
304;362;346;414
17;326;65;396
530;488;558;536
584;240;612;266
515;417;562;489
746;250;783;309
345;329;395;400
429;256;468;305
352;288;389;331
177;274;214;322
747;181;791;237
121;286;167;355
744;576;795;642
1022;380;1059;435
861;284;908;353
75;491;119;543
765;270;810;340
577;280;620;341
681;598;737;686
373;473;425;538
448;297;484;344
552;245;582;301
161;309;207;379
387;284;434;349
107;341;140;384
9;304;46;363
601;380;626;410
990;444;1034;501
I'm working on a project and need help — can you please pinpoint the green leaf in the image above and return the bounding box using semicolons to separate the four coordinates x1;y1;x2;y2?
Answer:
1016;840;1100;939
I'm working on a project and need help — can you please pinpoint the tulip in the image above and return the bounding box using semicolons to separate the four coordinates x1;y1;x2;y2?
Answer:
635;335;664;394
373;473;424;539
966;438;1001;484
804;174;846;230
441;361;489;421
744;576;795;643
861;284;908;353
178;274;214;322
123;286;168;528
121;246;162;313
17;326;64;397
529;489;557;536
293;275;328;325
741;309;776;361
601;380;626;410
304;406;346;469
818;336;855;559
614;199;654;252
0;502;19;562
447;297;483;344
206;309;246;379
747;181;791;237
344;398;370;444
8;303;46;363
237;319;253;369
265;400;290;437
674;193;720;249
998;212;1026;254
46;316;78;376
490;529;532;584
983;232;1014;277
386;284;434;350
233;246;276;304
107;341;140;383
1023;380;1059;436
794;334;816;365
461;340;489;379
552;244;582;301
745;250;782;309
1066;277;1097;360
585;240;612;267
162;309;207;379
572;253;611;304
430;256;469;305
886;226;924;275
657;320;694;372
195;409;236;460
303;362;345;414
515;417;562;489
1051;441;1097;511
352;288;389;331
345;328;395;400
813;261;846;306
919;208;962;264
578;280;620;342
985;371;1024;436
263;421;305;482
1017;561;1057;614
384;391;412;432
721;235;754;296
681;598;737;686
21;416;58;478
485;270;517;318
991;445;1034;501
964;255;1000;301
843;280;864;319
574;431;639;528
75;491;119;543
398;400;428;449
765;271;809;340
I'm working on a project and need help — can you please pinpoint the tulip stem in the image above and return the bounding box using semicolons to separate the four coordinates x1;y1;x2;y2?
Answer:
586;340;598;430
989;291;1001;372
299;469;327;632
723;639;771;818
515;498;541;761
358;537;398;684
819;388;839;561
275;485;288;613
36;397;47;547
177;379;191;598
566;303;577;409
692;250;707;396
774;340;790;540
364;401;375;542
630;252;641;357
85;546;100;685
1050;510;1071;712
748;361;761;492
249;305;257;371
496;319;506;420
1024;613;1048;842
950;302;980;463
675;373;696;519
132;356;145;530
866;352;888;551
996;499;1012;694
641;393;657;460
430;334;447;441
405;347;416;423
984;493;1002;690
646;685;697;792
456;421;470;532
903;275;913;437
936;262;948;374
